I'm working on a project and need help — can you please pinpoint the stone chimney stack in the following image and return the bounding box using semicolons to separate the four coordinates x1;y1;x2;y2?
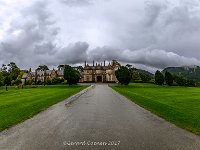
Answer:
104;60;105;66
85;61;86;67
93;60;94;67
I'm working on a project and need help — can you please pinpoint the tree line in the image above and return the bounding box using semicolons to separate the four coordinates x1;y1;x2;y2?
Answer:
0;63;80;88
116;65;196;87
155;70;195;87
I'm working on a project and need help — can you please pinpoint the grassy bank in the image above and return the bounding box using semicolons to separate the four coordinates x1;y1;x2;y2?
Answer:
0;85;87;131
112;83;200;135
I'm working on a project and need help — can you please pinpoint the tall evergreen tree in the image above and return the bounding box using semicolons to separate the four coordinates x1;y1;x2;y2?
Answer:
155;70;164;85
165;71;173;86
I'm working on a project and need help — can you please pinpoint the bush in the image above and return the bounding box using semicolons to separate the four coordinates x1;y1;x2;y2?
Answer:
155;70;164;85
174;76;196;87
139;72;151;82
46;79;52;85
15;79;22;85
26;80;32;85
115;66;131;85
37;80;43;85
52;78;63;84
131;71;141;81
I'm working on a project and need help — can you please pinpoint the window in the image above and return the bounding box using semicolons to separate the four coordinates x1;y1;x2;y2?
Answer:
87;76;90;81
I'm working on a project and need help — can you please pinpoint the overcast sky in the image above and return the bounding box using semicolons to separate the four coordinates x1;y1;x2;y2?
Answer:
1;0;200;72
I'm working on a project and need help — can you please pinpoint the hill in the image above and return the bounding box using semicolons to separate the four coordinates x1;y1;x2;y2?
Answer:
137;69;154;77
162;66;200;81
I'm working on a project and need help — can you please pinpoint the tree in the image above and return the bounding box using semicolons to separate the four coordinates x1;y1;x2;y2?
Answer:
15;79;22;86
174;75;195;87
132;71;141;81
115;66;131;85
155;70;164;85
9;68;20;81
7;62;18;72
36;65;49;71
2;64;7;72
4;76;11;86
64;65;80;85
0;72;4;86
125;64;132;70
165;71;173;86
139;72;151;82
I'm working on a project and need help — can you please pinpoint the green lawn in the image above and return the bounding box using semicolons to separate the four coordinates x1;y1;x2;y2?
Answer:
112;83;200;135
0;85;87;132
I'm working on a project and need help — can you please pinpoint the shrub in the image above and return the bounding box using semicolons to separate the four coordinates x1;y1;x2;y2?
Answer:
139;72;151;82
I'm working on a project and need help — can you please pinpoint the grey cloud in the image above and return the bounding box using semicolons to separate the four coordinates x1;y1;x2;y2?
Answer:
1;0;200;72
88;46;200;69
0;1;59;68
56;42;89;64
60;0;92;6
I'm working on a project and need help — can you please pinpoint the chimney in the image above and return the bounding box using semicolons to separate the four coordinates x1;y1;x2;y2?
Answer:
93;60;94;66
85;61;86;67
104;60;105;66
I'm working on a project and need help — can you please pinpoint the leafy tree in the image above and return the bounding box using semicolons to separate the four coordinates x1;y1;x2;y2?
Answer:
0;62;20;86
155;70;164;85
64;65;80;85
4;76;11;86
174;75;195;87
139;72;151;82
186;79;195;87
36;65;49;71
15;79;22;86
0;72;4;86
132;71;141;81
174;76;186;86
7;62;18;72
165;71;173;86
125;64;132;70
2;64;7;72
76;66;84;72
115;66;131;85
10;68;20;81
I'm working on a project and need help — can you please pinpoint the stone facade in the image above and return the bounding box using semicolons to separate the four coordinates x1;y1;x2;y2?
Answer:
21;60;120;84
82;60;120;83
21;68;64;84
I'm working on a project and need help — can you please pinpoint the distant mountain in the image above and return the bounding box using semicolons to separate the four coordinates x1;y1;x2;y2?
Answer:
162;66;200;81
130;67;154;77
137;69;154;77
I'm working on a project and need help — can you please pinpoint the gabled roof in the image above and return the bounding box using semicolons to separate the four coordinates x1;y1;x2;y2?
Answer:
57;70;64;76
22;73;28;79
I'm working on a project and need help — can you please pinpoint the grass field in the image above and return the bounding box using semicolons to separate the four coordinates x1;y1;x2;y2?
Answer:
0;85;87;132
112;83;200;135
